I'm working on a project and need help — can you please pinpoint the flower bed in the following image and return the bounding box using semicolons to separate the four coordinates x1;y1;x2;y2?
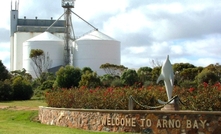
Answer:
45;83;221;111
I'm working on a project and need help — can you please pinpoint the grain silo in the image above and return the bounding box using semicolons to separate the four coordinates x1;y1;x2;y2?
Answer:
73;30;121;75
11;0;121;78
23;32;64;78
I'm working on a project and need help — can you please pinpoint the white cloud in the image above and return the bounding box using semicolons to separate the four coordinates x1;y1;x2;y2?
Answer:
102;8;151;37
75;0;129;20
1;0;221;70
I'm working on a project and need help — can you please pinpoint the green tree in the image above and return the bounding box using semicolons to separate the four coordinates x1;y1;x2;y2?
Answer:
12;76;33;100
100;63;128;76
121;69;138;86
173;63;196;72
29;49;52;78
110;78;124;87
0;80;13;101
151;66;161;84
205;63;221;81
179;67;203;81
196;69;219;85
11;68;32;81
100;74;115;87
79;72;101;88
55;65;81;88
137;67;152;84
173;63;196;85
0;60;10;81
82;67;93;74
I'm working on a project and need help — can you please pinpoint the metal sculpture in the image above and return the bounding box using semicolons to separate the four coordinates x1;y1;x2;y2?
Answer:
157;55;174;104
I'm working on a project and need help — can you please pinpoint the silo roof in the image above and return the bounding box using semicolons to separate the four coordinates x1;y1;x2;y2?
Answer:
77;30;116;41
26;31;63;42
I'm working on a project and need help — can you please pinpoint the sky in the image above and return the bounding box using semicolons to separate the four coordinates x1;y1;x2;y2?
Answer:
1;0;221;70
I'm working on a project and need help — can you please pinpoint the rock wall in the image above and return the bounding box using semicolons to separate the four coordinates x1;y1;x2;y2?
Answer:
39;106;221;134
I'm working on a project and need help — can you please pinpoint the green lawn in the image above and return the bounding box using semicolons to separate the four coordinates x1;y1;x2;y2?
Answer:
0;100;123;134
0;100;47;108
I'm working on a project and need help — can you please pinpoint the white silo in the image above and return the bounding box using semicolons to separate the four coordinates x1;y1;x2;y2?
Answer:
23;32;64;78
73;30;121;75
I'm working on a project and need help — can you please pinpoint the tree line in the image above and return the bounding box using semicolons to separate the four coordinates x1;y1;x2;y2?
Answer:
0;50;220;101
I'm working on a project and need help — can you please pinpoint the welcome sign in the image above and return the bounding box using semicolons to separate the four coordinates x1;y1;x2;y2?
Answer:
100;117;207;129
39;107;221;133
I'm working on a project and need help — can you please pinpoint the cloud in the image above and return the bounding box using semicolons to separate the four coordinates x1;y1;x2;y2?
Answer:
18;0;62;19
1;0;221;70
0;43;10;69
75;0;129;20
120;33;221;68
0;28;10;42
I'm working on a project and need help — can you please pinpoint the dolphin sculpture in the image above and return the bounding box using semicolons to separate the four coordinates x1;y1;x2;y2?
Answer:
157;55;174;104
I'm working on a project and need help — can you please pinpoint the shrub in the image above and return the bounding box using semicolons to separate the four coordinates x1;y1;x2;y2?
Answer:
110;78;124;87
100;74;114;87
79;72;101;88
196;69;219;85
121;69;138;86
45;83;221;111
45;86;165;110
179;80;197;89
177;82;221;111
0;80;13;101
39;80;54;90
12;76;33;100
55;65;81;88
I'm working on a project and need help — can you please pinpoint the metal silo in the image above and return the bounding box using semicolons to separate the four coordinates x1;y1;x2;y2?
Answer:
73;30;121;75
23;32;64;78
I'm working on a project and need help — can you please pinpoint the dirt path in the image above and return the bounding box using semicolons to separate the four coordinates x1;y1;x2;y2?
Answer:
0;106;38;111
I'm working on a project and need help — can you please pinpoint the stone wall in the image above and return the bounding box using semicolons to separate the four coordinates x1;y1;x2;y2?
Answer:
39;106;221;134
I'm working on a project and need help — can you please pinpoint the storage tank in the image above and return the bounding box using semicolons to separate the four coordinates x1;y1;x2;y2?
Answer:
73;30;121;75
23;32;64;78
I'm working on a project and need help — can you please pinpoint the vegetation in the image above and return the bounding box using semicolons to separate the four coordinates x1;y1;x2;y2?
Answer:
0;109;117;134
0;80;13;101
12;76;33;100
45;83;221;111
0;58;221;133
0;100;46;107
1;56;221;110
0;60;11;81
54;65;81;88
79;71;101;88
100;63;127;76
29;49;52;78
121;69;138;86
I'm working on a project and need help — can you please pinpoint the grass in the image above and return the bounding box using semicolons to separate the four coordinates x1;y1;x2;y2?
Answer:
0;100;122;134
0;100;47;108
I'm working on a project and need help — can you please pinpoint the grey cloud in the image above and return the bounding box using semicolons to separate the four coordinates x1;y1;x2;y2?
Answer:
0;28;9;42
144;6;221;41
19;0;63;19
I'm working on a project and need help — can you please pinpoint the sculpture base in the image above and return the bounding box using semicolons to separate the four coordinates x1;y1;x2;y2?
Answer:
161;104;179;111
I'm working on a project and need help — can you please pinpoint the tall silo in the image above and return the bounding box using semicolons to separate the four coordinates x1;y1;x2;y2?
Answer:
73;30;121;75
23;32;64;78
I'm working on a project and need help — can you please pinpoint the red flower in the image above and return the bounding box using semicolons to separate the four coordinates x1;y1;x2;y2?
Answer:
214;82;221;90
189;87;195;92
203;82;208;88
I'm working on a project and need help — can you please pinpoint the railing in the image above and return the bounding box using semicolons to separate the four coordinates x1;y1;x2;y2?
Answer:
128;95;184;110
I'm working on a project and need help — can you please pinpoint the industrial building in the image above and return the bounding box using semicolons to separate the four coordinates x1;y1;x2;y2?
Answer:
10;0;121;78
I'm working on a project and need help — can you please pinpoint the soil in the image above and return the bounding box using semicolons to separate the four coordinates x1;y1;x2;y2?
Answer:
0;106;38;111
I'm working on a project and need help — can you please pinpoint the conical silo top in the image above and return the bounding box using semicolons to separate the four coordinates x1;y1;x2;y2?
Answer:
77;30;116;41
26;32;63;42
